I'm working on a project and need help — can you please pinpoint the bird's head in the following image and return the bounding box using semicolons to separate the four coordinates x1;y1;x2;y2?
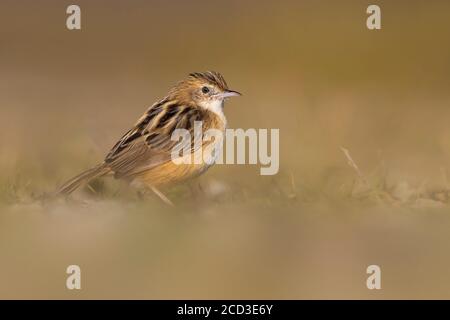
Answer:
169;71;241;113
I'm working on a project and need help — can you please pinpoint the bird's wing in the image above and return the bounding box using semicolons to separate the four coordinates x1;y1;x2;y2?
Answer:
104;98;204;178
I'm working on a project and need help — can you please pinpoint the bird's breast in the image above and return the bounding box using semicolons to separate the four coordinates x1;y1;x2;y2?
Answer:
138;113;226;187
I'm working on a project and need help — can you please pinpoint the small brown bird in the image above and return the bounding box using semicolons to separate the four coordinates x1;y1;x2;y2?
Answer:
56;71;241;204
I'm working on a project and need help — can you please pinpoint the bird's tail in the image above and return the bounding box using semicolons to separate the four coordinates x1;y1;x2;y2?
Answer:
55;163;110;196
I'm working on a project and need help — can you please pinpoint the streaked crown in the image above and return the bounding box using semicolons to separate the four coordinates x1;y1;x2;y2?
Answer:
188;71;229;91
168;71;239;108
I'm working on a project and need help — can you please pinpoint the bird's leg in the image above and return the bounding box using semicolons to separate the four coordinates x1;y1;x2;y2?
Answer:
150;186;174;206
130;180;174;206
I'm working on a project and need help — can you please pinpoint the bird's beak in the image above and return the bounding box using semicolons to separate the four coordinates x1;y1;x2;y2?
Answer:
218;90;242;99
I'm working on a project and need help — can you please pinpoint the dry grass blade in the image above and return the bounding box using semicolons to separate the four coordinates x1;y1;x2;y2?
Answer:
339;147;384;203
340;147;369;187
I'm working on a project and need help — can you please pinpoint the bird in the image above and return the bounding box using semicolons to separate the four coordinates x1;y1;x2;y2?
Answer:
56;71;241;205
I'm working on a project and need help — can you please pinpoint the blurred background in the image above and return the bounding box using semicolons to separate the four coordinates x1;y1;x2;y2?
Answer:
1;0;450;299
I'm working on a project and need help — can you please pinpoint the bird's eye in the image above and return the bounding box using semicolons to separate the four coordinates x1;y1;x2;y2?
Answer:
201;86;210;94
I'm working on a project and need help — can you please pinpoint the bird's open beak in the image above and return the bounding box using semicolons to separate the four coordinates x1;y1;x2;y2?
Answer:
219;90;242;99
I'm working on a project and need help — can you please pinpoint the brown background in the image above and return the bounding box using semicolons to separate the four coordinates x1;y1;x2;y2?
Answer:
1;0;450;299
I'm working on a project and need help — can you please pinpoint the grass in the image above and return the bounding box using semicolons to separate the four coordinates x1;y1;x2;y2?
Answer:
1;134;450;299
2;143;450;209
